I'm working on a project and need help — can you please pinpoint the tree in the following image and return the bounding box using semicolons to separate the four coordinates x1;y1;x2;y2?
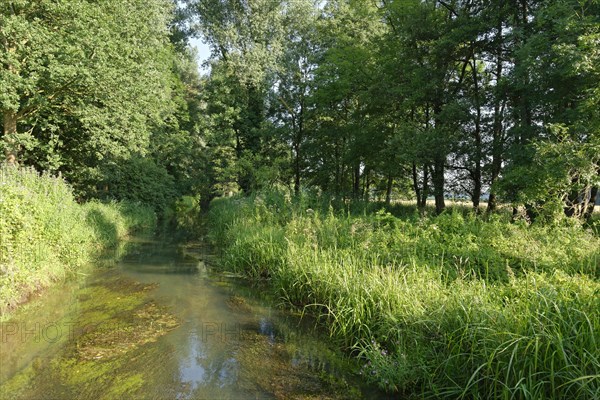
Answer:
186;0;285;192
1;0;175;175
499;0;600;221
308;0;386;199
379;0;469;213
182;0;599;221
270;1;321;195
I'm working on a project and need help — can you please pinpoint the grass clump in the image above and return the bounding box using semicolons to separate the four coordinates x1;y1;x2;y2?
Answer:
207;191;600;399
0;166;156;316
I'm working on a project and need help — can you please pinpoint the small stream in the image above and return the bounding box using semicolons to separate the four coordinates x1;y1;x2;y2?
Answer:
0;238;383;399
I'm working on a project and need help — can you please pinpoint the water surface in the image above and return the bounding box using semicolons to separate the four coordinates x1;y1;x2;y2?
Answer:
0;239;374;399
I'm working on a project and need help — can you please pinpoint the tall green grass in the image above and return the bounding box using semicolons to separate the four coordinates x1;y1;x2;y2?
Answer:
207;191;600;399
0;166;156;316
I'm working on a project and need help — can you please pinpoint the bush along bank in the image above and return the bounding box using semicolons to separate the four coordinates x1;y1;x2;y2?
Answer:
0;166;156;317
207;192;600;399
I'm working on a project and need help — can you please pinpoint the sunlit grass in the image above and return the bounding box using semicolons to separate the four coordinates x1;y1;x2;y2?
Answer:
0;166;156;317
207;191;600;399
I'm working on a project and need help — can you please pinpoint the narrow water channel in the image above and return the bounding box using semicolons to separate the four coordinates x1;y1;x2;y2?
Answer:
0;238;381;399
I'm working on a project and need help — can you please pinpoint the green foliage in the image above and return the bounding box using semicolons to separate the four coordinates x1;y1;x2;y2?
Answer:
496;0;600;218
0;0;209;216
99;156;176;213
0;166;156;316
186;0;599;216
82;200;156;248
3;0;598;219
501;126;600;221
207;193;600;398
174;195;201;235
1;0;176;165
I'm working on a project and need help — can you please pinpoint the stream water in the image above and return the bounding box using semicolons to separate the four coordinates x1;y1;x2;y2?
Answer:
0;238;383;399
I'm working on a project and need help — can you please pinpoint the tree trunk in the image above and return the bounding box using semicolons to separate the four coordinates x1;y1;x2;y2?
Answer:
584;186;598;220
334;139;341;195
420;164;429;208
472;163;482;212
487;12;504;214
471;118;482;212
363;167;371;202
3;110;18;165
386;174;393;205
340;157;347;202
433;157;445;214
412;162;421;207
293;142;301;196
431;101;445;214
353;162;361;199
470;49;482;212
487;132;503;212
487;191;498;214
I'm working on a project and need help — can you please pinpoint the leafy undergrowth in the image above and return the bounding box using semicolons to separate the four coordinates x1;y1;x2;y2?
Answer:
0;166;156;317
207;191;600;399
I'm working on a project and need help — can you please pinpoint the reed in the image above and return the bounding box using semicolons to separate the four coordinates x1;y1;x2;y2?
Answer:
207;191;600;398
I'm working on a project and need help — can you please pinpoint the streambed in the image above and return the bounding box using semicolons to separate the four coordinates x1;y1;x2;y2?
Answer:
0;238;382;399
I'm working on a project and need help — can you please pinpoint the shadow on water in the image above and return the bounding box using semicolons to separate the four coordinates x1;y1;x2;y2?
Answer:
0;237;392;399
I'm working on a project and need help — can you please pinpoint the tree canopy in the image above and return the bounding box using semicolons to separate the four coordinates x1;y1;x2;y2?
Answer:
2;0;598;219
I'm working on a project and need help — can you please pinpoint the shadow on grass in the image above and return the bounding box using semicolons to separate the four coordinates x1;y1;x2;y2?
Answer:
85;207;120;248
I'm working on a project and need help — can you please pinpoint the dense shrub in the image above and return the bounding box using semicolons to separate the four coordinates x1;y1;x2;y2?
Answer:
207;192;600;399
173;195;202;236
99;156;176;212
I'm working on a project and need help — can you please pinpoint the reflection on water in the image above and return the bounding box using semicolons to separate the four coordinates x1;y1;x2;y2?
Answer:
174;327;241;399
0;238;378;399
178;331;207;396
259;318;276;344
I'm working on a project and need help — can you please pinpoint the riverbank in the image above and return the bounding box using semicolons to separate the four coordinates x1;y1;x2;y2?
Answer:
206;192;600;399
0;166;156;318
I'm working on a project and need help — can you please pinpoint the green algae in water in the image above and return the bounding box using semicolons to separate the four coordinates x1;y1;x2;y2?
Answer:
2;240;387;400
60;358;114;386
235;330;362;400
0;271;179;400
100;373;145;399
0;362;36;399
